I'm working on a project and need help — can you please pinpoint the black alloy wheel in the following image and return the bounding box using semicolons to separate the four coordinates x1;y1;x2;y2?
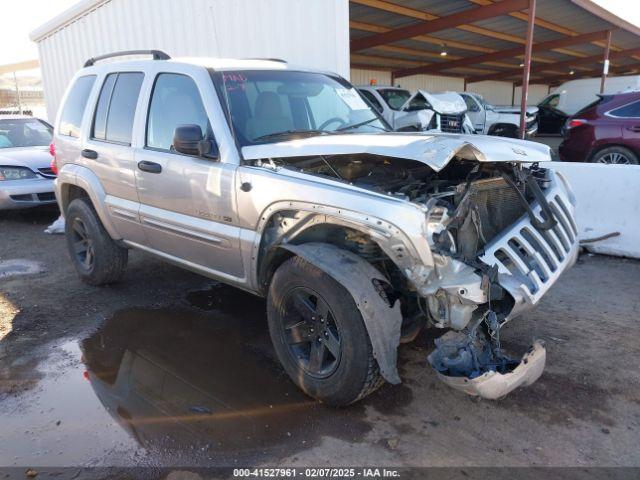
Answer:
281;287;342;378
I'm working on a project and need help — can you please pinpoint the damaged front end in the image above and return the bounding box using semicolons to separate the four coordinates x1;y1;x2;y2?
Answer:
419;162;578;398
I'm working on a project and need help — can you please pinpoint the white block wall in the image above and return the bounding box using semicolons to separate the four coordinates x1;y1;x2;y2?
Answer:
32;0;350;121
396;74;465;93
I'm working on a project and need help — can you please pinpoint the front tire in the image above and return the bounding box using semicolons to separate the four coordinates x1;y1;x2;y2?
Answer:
65;198;128;285
267;256;383;406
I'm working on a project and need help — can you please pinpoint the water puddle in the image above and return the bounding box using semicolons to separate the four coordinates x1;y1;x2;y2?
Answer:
1;285;378;466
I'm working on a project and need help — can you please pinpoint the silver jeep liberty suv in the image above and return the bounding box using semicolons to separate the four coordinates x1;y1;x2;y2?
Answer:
53;51;578;406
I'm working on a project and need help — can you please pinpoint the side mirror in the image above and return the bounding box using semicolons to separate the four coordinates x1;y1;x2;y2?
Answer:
173;124;219;159
469;104;480;112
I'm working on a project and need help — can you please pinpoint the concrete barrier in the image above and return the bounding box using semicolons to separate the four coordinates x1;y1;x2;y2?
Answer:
548;162;640;259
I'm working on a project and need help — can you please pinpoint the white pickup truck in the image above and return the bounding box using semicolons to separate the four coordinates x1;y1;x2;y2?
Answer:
358;86;474;134
460;92;538;138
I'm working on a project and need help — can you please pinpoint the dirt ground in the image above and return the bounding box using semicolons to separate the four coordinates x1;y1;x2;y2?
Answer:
1;208;639;473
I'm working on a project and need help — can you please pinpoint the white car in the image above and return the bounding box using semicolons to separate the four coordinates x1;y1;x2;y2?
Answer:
358;86;474;134
460;92;538;137
0;115;57;209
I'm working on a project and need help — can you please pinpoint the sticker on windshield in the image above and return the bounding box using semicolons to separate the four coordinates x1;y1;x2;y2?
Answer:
336;88;369;110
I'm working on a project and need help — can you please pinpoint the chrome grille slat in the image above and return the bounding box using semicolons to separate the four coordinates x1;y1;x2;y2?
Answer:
480;171;579;307
521;226;558;272
555;195;578;236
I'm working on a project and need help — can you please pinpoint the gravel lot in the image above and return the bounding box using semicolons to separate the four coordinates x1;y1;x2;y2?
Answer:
1;208;639;474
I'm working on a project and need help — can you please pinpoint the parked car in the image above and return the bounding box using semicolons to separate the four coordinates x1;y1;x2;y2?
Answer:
559;91;640;164
53;51;578;406
459;92;538;137
0;115;57;209
537;75;640;134
358;85;474;133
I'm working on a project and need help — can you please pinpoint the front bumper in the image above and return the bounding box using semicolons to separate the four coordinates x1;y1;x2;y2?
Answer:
0;178;57;210
432;341;546;399
524;121;538;137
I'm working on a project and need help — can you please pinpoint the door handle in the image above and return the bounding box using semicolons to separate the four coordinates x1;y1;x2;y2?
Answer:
137;161;162;174
81;149;98;159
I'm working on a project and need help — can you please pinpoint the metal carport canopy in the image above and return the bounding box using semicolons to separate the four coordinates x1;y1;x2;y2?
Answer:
348;0;640;138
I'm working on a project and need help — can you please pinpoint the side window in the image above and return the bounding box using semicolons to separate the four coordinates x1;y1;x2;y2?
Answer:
609;100;640;118
92;72;144;144
406;94;431;112
360;90;383;112
59;75;96;138
147;74;211;151
462;95;479;112
541;94;560;109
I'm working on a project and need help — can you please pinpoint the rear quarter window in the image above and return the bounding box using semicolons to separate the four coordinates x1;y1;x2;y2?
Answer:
59;75;97;138
609;100;640;118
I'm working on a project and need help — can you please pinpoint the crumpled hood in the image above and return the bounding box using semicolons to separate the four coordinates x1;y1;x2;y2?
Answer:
242;132;552;171
415;91;467;114
0;146;52;171
493;105;539;115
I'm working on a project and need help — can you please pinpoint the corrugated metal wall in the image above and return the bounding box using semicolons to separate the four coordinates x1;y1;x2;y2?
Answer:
396;74;465;93
350;68;392;86
514;84;550;106
465;81;514;106
35;0;349;120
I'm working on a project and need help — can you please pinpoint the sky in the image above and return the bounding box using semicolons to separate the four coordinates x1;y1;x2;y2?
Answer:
0;0;639;66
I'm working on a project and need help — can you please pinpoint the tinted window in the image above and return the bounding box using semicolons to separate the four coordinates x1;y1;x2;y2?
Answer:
92;72;143;144
377;89;411;110
59;75;96;137
462;94;479;111
609;100;640;118
360;89;383;112
147;74;211;151
0;118;52;149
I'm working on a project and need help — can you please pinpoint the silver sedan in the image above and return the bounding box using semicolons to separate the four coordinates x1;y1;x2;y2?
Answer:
0;116;57;210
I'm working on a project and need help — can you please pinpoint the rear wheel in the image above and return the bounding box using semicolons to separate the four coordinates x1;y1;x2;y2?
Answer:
267;256;383;406
591;146;638;165
65;198;128;285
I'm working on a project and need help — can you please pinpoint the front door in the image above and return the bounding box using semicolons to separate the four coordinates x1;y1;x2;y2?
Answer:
134;72;244;280
461;94;485;133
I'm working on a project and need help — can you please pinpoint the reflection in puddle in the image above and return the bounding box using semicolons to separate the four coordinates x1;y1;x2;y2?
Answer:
77;285;370;464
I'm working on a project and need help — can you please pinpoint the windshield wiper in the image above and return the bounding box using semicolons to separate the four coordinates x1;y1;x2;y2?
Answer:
253;129;332;143
335;117;386;132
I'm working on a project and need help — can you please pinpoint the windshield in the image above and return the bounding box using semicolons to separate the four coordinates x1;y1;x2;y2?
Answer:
0;118;52;149
377;88;412;111
216;70;388;146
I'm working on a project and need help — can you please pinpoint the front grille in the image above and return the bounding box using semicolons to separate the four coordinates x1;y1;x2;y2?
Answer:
439;113;464;133
37;192;56;201
481;183;578;302
38;167;57;178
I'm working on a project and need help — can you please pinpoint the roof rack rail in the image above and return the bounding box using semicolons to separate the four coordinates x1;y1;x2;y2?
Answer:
244;58;287;63
84;50;170;67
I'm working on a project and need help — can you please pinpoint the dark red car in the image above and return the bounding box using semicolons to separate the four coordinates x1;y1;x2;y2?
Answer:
559;91;640;164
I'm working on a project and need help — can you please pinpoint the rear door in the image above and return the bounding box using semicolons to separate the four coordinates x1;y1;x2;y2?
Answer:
81;71;147;244
134;69;244;280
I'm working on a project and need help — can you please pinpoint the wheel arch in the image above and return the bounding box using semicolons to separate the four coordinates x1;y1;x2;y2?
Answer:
56;164;121;240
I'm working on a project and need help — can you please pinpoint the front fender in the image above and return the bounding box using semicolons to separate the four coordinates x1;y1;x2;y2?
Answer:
281;242;403;384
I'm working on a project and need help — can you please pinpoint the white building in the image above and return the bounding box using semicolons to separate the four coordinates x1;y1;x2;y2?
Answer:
30;0;350;121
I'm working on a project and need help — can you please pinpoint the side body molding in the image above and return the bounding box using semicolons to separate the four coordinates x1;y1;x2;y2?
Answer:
55;163;122;240
280;242;403;384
